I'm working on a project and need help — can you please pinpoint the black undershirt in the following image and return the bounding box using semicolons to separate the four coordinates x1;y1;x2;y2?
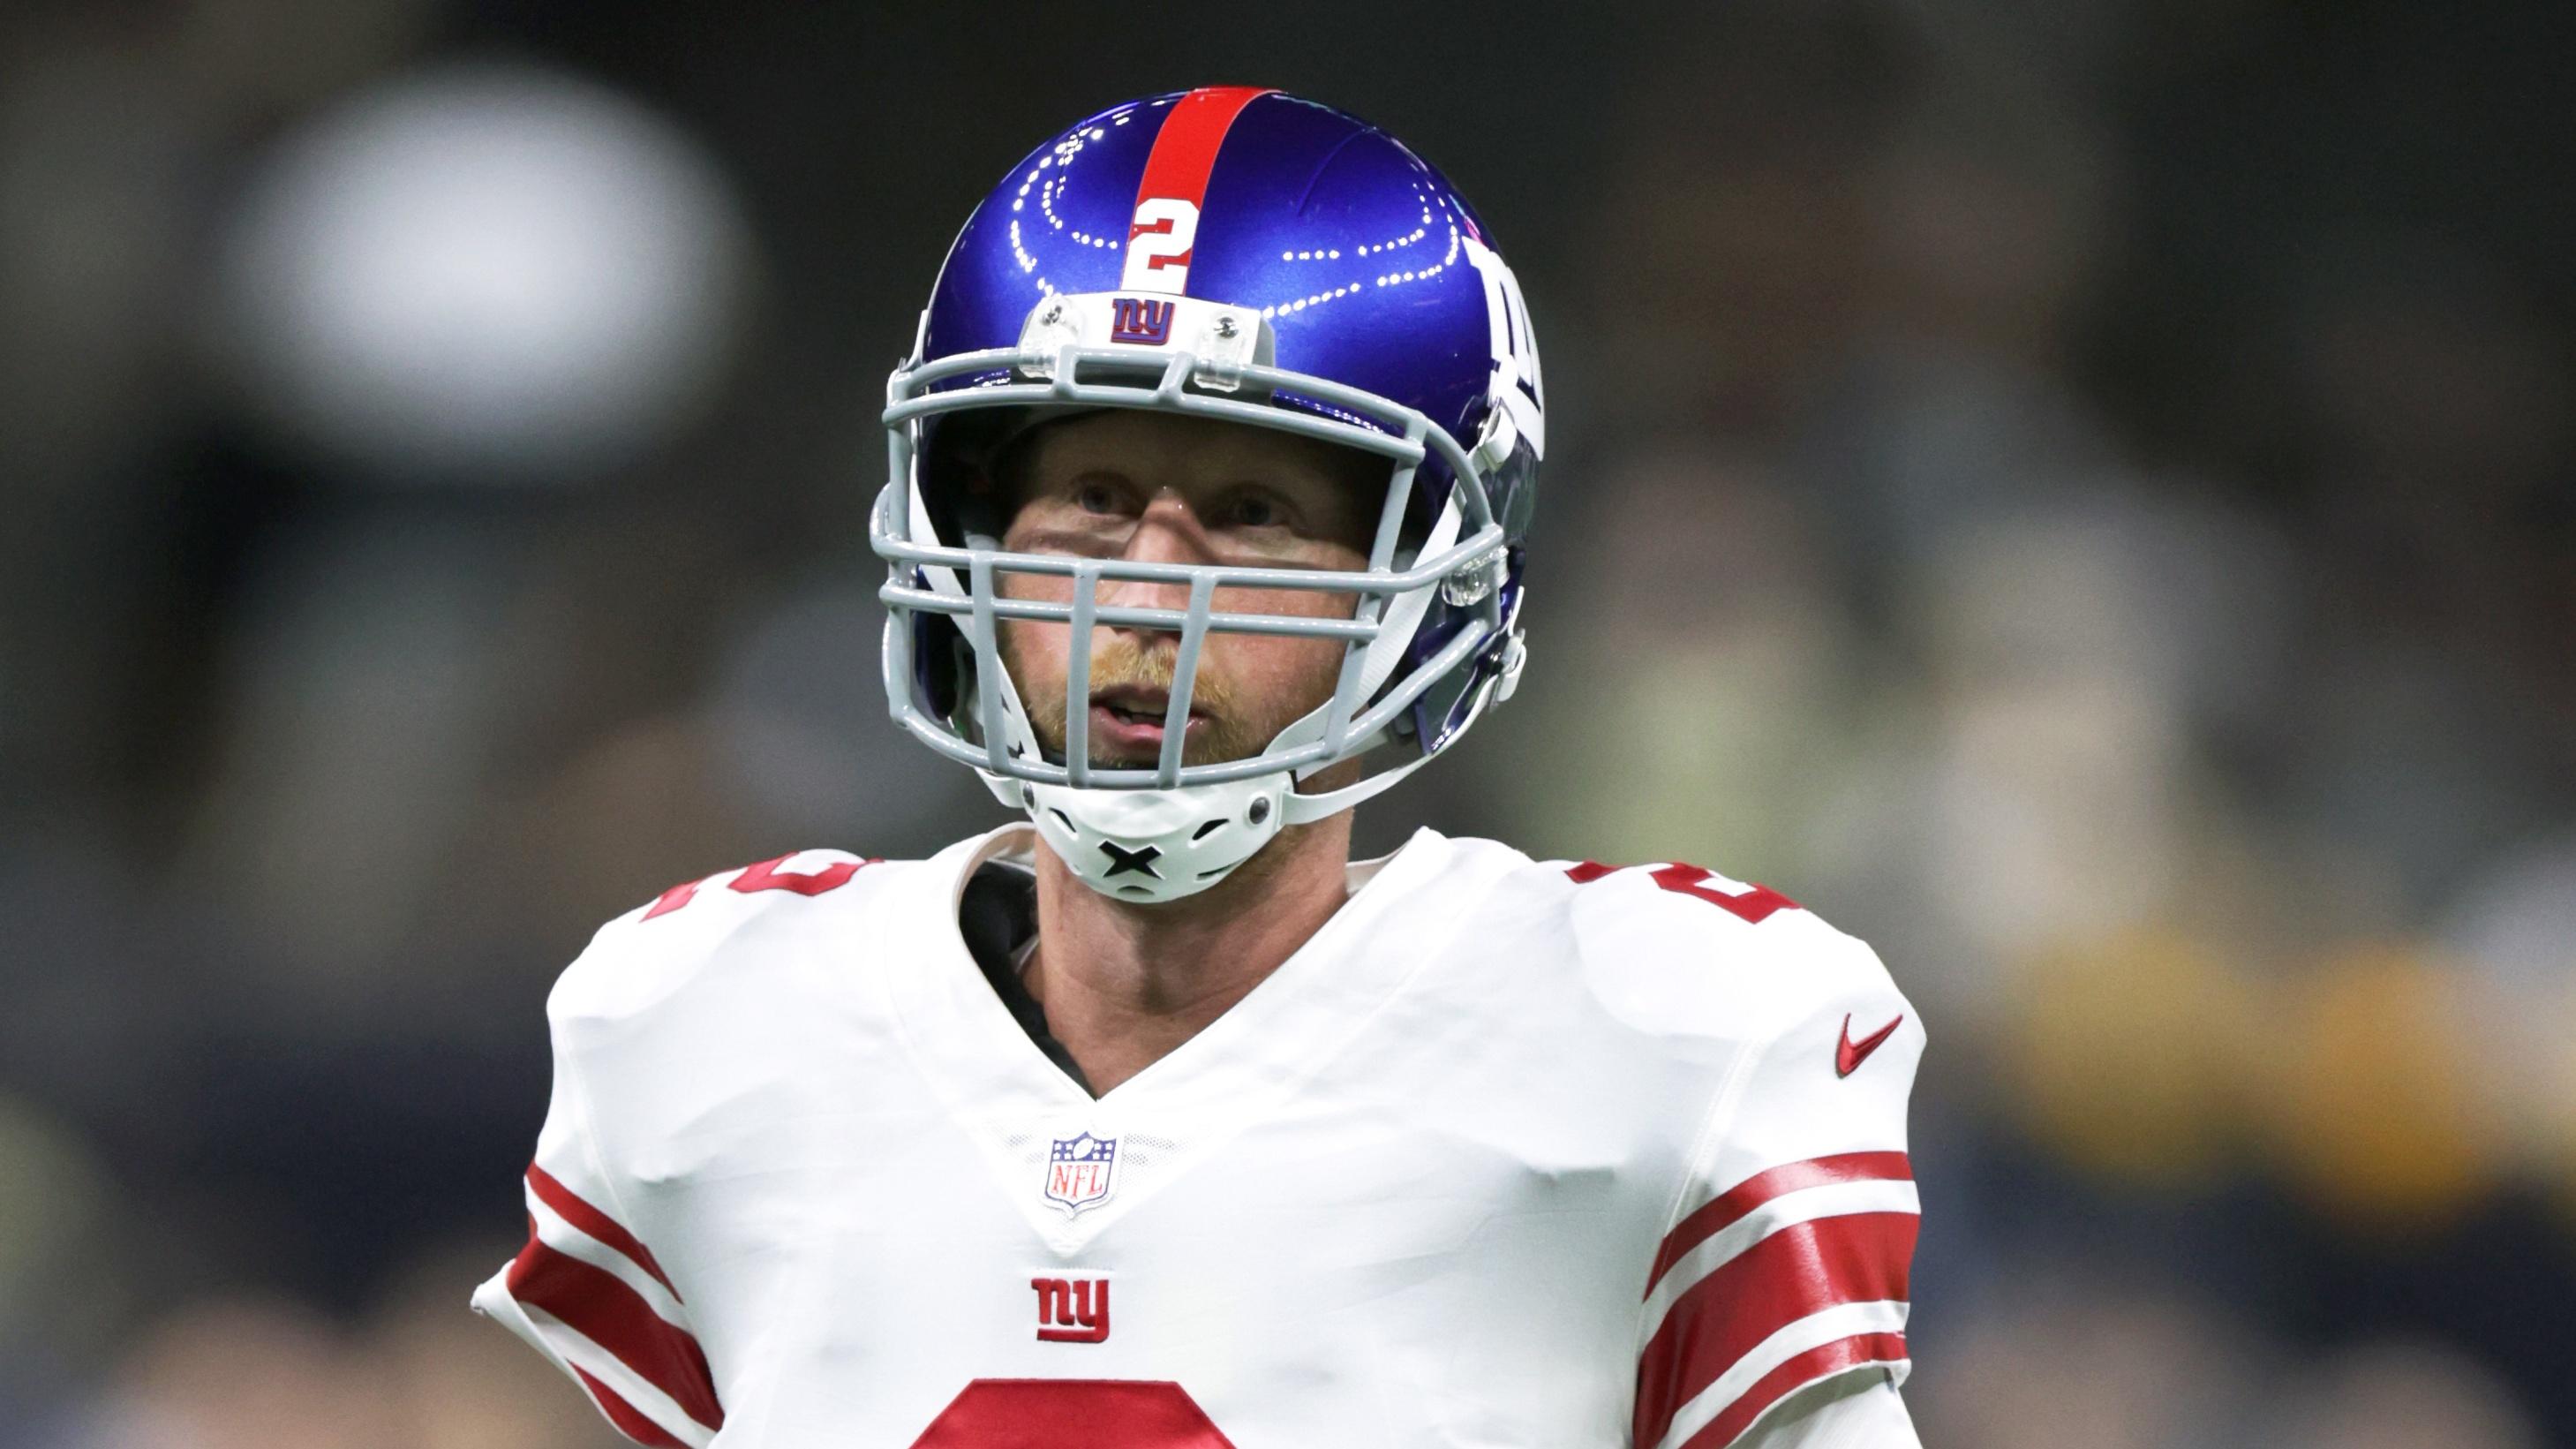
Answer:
956;860;1096;1097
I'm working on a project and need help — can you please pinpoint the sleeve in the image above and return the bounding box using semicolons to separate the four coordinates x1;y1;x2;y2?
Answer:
1629;932;1924;1449
1731;1370;1921;1449
470;992;727;1448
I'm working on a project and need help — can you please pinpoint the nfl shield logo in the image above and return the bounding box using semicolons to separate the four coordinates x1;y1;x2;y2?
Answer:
1043;1132;1119;1216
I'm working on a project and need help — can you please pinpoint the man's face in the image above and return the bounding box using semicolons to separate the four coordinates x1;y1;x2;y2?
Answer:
994;410;1382;770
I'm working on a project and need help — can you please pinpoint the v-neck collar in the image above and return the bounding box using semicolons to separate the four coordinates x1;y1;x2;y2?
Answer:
873;823;1465;1248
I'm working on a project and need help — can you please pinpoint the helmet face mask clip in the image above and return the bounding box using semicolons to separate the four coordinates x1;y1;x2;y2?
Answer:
869;89;1543;902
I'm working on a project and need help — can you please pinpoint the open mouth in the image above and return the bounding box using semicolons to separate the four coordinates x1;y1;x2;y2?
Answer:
1087;686;1209;751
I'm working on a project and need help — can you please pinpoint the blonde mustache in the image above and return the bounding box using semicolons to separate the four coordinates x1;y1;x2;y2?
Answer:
1014;633;1263;766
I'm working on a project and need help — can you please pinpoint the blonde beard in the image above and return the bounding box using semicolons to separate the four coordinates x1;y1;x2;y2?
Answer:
1007;630;1277;767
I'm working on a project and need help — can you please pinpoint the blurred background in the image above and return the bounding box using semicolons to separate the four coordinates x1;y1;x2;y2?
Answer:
1;0;2570;1444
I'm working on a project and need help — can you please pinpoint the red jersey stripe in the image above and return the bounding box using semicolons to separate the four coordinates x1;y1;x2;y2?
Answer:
508;1234;725;1431
1676;1332;1910;1449
1633;1211;1917;1449
1645;1152;1912;1297
571;1364;691;1447
528;1163;682;1300
1134;87;1271;214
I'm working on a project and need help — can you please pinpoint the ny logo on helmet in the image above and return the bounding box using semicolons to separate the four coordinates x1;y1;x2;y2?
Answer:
1109;297;1176;345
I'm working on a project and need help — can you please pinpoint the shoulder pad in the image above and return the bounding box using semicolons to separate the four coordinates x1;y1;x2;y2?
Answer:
1546;857;1903;1045
547;849;890;1030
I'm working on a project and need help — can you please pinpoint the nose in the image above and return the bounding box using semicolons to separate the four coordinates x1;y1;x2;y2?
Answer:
1096;490;1208;637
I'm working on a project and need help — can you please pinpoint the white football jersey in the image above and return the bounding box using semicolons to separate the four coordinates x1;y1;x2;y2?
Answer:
471;826;1924;1449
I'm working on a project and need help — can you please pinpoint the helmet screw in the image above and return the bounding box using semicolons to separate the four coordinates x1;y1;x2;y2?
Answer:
1021;785;1037;806
1215;316;1239;339
1041;304;1063;325
1247;797;1271;825
1441;556;1500;606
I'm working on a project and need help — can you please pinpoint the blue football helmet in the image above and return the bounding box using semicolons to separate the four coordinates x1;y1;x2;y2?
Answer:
870;87;1543;901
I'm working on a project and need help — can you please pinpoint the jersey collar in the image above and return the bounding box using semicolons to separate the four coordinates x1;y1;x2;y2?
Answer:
875;822;1468;1247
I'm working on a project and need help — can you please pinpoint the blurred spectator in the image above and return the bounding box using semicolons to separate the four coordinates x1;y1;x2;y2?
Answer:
2265;1340;2542;1449
58;1298;387;1449
1909;1266;2265;1449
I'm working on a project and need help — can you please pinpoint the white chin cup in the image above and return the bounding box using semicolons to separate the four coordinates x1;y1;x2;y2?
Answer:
971;660;1297;904
1000;771;1293;904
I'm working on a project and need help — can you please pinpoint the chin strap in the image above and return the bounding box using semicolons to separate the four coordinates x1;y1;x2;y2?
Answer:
1276;751;1432;826
1276;629;1513;826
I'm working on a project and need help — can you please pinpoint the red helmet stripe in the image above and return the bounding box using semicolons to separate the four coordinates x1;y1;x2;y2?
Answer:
1135;86;1270;213
1122;87;1271;295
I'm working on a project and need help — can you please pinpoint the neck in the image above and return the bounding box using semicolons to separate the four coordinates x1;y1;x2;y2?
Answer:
1023;812;1356;1095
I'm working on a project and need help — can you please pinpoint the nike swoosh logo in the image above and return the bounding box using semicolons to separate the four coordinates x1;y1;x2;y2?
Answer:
1836;1013;1903;1077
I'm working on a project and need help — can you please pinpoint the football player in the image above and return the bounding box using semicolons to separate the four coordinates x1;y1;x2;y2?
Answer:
474;87;1925;1449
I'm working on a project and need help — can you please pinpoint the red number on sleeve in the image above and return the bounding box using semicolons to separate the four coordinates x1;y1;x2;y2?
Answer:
1565;860;1799;924
641;853;879;921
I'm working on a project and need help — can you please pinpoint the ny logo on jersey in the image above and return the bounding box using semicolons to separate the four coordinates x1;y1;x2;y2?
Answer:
1108;296;1176;345
1030;1276;1111;1343
1043;1132;1119;1216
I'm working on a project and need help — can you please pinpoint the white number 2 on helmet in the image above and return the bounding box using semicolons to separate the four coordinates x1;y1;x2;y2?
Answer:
1122;197;1201;293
